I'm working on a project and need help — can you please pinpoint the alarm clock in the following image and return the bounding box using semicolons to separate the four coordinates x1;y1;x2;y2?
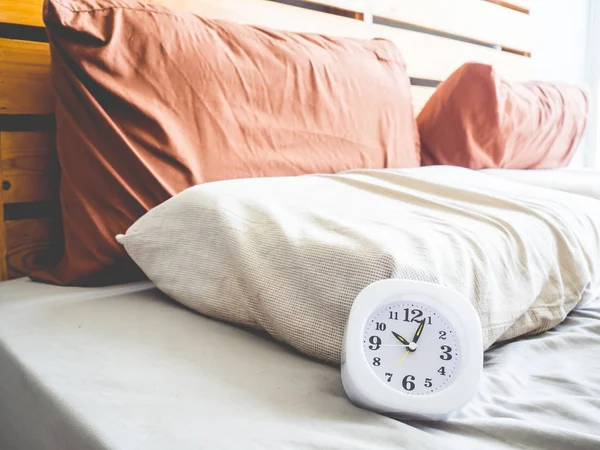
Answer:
341;279;483;421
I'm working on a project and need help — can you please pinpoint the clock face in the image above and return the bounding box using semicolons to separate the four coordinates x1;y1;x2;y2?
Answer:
362;301;461;396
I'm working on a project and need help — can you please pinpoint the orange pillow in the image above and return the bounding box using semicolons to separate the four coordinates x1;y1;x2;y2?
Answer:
34;0;420;286
418;63;589;169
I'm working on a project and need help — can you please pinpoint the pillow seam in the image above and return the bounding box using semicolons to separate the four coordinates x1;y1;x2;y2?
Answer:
50;0;179;18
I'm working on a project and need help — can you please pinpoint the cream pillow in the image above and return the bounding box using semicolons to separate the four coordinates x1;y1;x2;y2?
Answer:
118;167;600;364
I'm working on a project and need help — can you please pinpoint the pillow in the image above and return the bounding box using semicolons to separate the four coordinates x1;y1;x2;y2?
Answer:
417;63;589;170
35;0;420;286
117;166;600;364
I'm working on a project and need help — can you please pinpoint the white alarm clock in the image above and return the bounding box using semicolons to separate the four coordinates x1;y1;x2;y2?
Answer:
341;279;483;421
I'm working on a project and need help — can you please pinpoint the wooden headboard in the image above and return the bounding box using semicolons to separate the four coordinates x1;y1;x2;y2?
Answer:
0;0;533;280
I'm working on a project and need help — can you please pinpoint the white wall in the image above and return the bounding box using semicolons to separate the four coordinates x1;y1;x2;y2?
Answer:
584;2;600;169
528;0;592;167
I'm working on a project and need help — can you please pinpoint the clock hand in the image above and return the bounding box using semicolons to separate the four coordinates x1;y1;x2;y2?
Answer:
411;320;426;346
397;349;410;365
391;331;410;346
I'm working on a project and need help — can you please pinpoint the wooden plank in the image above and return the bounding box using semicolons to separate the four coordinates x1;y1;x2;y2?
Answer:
1;131;59;202
1;156;59;202
280;0;367;14
0;38;54;114
375;24;532;82
0;131;6;280
152;0;531;82
0;131;56;160
1;171;59;203
513;0;532;8
0;136;59;278
375;0;531;53
0;131;56;161
0;0;45;27
5;218;62;279
296;0;532;53
484;0;530;14
1;131;59;204
149;0;371;37
411;85;435;115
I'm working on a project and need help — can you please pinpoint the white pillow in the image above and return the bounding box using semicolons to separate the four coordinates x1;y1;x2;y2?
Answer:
117;166;600;364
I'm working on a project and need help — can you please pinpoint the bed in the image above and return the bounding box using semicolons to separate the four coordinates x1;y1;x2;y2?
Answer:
1;275;599;450
1;0;599;449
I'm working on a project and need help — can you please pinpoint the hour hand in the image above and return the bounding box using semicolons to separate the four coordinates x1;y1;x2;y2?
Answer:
391;331;410;346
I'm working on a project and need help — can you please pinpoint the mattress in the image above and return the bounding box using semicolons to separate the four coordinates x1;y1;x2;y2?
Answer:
1;277;599;450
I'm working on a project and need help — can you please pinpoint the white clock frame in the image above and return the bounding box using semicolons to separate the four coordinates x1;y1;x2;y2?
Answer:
341;279;483;421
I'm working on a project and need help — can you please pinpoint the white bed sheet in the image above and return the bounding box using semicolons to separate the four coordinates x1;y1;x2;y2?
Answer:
481;168;600;200
1;277;599;450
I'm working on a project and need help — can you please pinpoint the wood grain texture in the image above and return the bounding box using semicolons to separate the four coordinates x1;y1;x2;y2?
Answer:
0;132;6;280
0;0;45;27
1;171;59;203
5;218;62;279
0;131;56;160
1;131;59;204
0;38;54;114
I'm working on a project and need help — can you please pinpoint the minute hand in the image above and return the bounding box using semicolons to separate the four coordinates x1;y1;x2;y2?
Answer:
412;320;425;344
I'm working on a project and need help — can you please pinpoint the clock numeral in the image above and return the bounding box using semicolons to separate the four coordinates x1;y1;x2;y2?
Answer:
385;373;393;382
440;345;453;361
375;322;386;331
439;331;447;340
424;378;433;388
438;366;446;376
389;311;399;320
402;375;416;391
403;308;423;323
373;357;381;367
426;316;432;325
368;336;382;351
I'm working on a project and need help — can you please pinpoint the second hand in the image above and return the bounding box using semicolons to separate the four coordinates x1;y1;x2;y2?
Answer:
397;349;410;365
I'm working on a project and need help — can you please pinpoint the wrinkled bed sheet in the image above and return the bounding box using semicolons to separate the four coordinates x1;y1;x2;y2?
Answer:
0;277;599;450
